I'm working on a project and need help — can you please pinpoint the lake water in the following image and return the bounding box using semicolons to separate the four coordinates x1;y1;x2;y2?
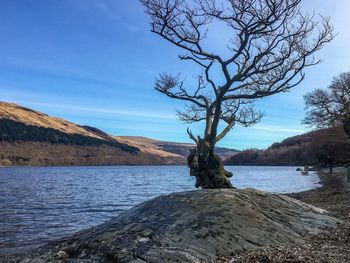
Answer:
0;165;321;255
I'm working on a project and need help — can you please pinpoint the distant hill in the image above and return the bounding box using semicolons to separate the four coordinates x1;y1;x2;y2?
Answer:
225;127;350;166
115;136;239;161
0;102;239;166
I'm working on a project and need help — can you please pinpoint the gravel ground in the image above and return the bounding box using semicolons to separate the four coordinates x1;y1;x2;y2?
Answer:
224;168;350;263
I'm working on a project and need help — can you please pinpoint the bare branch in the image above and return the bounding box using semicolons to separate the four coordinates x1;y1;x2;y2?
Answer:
141;0;333;145
176;104;206;123
155;73;209;108
304;72;350;137
215;120;235;143
187;127;198;143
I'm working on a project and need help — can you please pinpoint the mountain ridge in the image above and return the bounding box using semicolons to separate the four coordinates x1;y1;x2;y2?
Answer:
0;101;239;166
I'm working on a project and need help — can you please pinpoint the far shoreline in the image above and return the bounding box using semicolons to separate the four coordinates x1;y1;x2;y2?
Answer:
0;163;308;168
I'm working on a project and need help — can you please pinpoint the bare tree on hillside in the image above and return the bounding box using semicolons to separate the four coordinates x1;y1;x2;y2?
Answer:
140;0;333;189
304;72;350;138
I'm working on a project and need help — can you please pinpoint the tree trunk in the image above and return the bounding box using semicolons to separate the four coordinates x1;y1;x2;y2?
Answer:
343;119;350;138
187;140;234;189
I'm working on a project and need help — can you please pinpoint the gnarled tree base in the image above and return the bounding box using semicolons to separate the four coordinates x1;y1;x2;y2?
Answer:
188;149;234;189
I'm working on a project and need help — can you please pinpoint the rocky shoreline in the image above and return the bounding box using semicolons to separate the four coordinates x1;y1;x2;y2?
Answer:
1;168;348;263
229;167;350;262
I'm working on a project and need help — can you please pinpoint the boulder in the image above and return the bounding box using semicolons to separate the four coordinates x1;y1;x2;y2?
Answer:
4;189;338;263
0;158;12;166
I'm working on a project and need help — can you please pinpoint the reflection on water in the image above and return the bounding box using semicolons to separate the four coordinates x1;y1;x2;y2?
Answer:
0;165;320;255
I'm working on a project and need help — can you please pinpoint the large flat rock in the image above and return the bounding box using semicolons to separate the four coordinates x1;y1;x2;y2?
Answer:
3;189;338;263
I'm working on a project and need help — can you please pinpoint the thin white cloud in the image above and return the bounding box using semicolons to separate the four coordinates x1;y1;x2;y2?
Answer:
94;1;139;32
2;97;305;134
122;24;139;32
95;1;121;20
251;125;305;134
9;100;175;120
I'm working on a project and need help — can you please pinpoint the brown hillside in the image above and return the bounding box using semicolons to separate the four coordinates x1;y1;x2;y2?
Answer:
114;136;182;158
0;102;103;139
225;127;350;166
115;136;239;160
0;142;184;166
0;102;238;166
0;101;184;165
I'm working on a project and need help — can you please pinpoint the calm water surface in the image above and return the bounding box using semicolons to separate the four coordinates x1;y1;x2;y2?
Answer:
0;165;321;255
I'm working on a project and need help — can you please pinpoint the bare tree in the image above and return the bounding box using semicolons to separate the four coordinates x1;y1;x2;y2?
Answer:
304;72;350;137
141;0;333;189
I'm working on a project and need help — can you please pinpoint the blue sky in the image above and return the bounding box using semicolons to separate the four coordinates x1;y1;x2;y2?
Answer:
0;0;349;150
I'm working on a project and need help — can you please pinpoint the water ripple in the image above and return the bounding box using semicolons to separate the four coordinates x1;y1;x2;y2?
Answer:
0;165;320;255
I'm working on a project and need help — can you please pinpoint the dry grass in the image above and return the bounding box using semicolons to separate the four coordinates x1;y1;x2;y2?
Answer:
0;101;102;139
114;136;183;158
